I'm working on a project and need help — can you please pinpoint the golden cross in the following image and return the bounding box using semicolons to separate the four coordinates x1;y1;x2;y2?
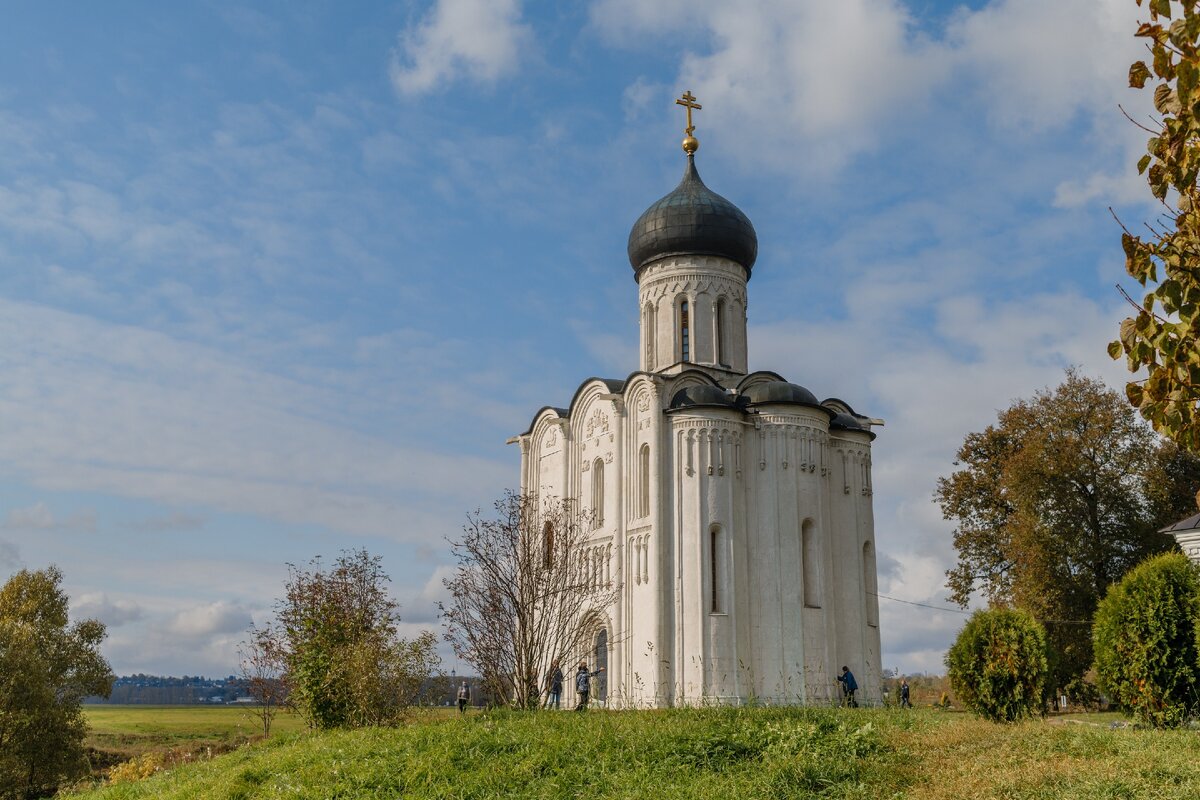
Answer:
675;90;702;136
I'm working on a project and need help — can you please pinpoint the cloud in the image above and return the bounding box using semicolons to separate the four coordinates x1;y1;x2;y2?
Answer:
167;601;254;638
390;0;532;95
0;298;511;543
594;0;1148;184
2;502;96;533
402;565;456;624
73;593;145;627
593;0;946;172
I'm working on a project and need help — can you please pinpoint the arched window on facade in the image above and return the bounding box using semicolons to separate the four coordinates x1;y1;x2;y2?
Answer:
593;628;608;701
802;519;820;608
638;444;650;518
715;297;727;366
710;524;725;613
863;541;878;627
644;303;655;368
542;521;554;570
680;300;691;363
592;458;605;529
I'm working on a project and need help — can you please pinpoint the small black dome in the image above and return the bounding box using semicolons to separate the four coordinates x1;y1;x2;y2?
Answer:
628;156;757;277
742;381;820;407
669;385;738;409
829;412;865;431
829;412;875;439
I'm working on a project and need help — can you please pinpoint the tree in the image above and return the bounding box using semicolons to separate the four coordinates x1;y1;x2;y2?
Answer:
0;566;113;799
238;624;289;736
1110;0;1200;453
1093;551;1200;727
273;549;438;729
442;492;620;709
946;608;1048;723
936;370;1199;689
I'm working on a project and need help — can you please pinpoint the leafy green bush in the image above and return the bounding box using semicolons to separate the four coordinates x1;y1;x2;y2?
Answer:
946;608;1047;722
275;549;439;729
1093;552;1200;728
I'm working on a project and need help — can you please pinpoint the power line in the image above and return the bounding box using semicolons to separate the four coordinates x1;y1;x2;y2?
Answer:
869;592;1092;625
871;592;969;615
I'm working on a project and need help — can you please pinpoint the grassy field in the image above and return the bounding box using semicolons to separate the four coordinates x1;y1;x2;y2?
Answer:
82;705;307;773
65;706;1200;799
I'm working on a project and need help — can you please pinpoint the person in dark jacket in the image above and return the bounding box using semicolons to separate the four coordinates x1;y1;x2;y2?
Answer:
574;661;604;711
899;679;911;709
836;666;859;707
546;661;564;709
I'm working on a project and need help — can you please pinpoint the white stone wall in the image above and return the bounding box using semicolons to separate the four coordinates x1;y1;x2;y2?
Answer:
638;257;748;375
516;252;882;708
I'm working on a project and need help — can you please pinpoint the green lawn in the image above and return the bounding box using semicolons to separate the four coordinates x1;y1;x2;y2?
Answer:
83;704;306;769
66;707;1200;799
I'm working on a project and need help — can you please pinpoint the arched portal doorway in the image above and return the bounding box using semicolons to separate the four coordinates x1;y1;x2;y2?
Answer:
593;628;608;702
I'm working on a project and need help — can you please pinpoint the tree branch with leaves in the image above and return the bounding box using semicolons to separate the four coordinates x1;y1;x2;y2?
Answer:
1111;0;1200;453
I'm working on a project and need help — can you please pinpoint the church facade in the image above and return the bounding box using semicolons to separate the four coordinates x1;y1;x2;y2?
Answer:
511;100;883;707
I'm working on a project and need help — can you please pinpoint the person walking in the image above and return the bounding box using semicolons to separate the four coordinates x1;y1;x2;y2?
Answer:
457;680;471;714
836;666;859;708
899;679;911;709
574;661;604;711
546;661;564;710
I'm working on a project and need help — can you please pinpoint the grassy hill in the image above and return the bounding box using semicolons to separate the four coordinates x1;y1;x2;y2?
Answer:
69;706;1200;799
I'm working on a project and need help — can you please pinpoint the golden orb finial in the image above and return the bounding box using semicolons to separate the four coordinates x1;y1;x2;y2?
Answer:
675;90;702;156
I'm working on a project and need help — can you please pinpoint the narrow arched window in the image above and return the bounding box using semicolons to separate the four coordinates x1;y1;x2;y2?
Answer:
543;521;554;570
639;444;650;518
680;300;690;363
592;458;605;529
863;541;878;627
802;519;820;608
715;298;727;366
710;525;724;613
644;303;656;368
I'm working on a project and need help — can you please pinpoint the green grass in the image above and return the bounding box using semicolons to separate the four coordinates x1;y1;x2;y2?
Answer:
66;707;1200;799
82;705;307;772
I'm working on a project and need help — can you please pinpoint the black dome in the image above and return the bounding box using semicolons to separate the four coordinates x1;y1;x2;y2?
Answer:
627;155;757;277
742;381;821;407
829;412;876;439
669;385;739;409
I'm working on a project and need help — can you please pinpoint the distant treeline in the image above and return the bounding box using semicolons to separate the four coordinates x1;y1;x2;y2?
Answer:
85;674;248;705
86;673;486;706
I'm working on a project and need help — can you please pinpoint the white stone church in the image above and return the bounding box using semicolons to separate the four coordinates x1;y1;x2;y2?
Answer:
511;99;883;707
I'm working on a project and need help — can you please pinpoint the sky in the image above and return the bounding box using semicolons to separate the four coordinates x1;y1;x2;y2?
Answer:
0;0;1164;678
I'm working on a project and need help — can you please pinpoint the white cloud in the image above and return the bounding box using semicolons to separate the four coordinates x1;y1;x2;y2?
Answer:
595;0;1150;188
167;601;254;638
594;0;945;172
0;298;511;543
73;593;145;627
943;0;1140;131
402;565;456;624
390;0;532;95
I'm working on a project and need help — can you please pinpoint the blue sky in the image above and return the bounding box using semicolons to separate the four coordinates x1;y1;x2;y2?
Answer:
0;0;1159;676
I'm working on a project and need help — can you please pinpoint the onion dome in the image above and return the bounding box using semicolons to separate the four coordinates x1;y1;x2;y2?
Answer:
742;380;821;407
627;155;758;278
669;384;740;409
